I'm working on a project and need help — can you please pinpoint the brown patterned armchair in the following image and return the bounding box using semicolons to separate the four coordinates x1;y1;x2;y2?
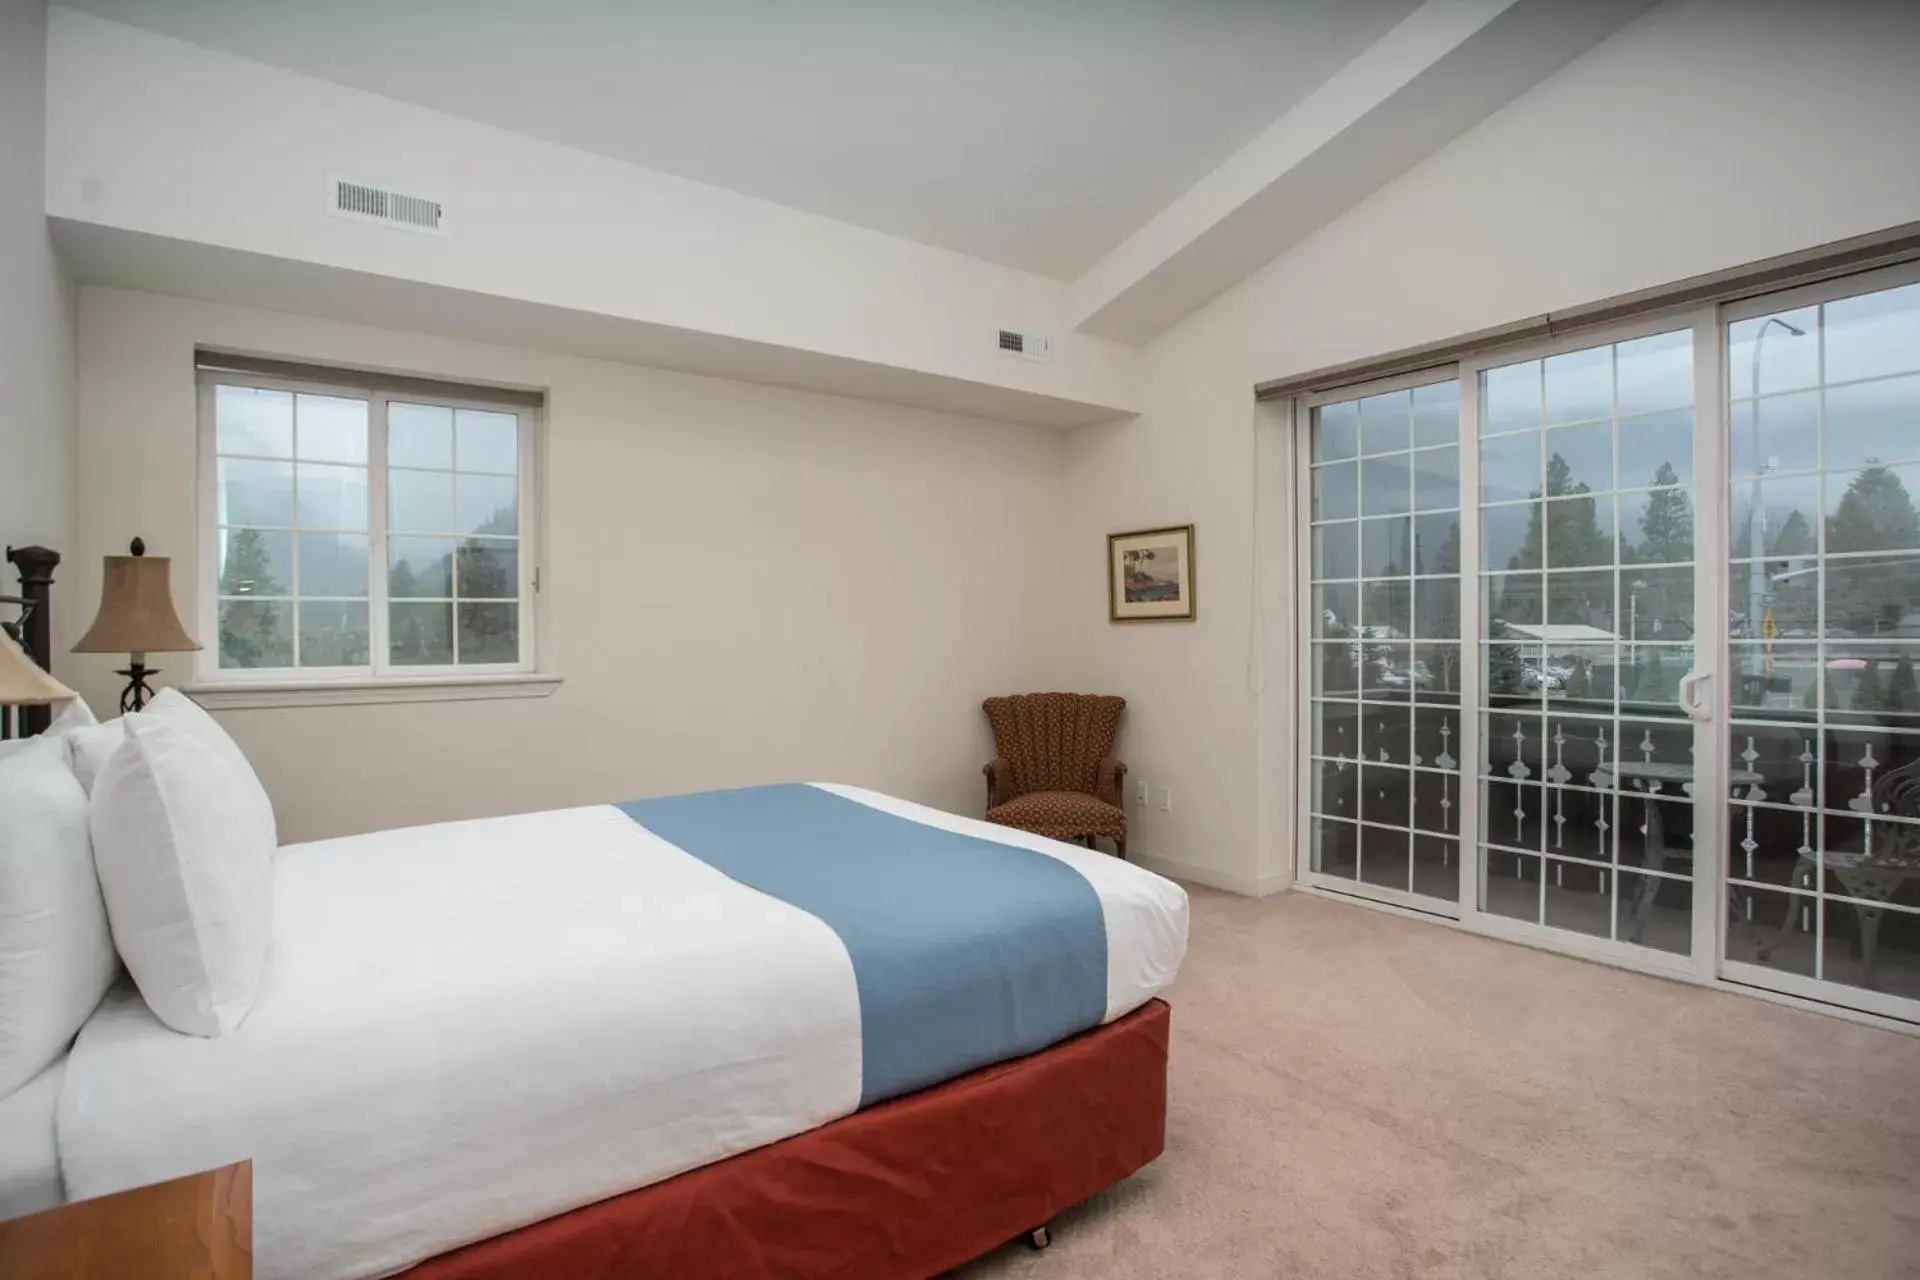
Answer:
982;693;1127;858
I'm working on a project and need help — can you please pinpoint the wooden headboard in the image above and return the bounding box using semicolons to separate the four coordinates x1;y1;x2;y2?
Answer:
2;545;62;739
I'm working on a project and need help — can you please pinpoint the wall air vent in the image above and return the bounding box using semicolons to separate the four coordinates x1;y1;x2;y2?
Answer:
328;178;446;236
997;328;1052;363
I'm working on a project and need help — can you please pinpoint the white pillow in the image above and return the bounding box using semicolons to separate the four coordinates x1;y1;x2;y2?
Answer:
144;688;276;846
0;696;97;767
0;738;117;1093
90;712;274;1036
66;721;125;796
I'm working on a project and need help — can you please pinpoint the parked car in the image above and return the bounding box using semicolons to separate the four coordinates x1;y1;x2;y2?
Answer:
1375;659;1434;690
1522;663;1565;692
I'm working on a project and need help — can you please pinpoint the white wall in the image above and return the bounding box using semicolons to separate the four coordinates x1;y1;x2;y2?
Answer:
1067;0;1920;892
0;0;77;568
73;287;1078;842
43;8;1137;420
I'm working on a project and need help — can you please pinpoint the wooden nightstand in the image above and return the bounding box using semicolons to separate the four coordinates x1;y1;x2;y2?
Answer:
0;1162;251;1280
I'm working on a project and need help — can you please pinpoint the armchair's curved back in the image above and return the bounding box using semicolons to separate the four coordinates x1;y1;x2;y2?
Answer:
983;693;1125;800
1871;755;1920;865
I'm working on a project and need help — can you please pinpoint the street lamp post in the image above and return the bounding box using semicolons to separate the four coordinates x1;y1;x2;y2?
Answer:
1745;317;1807;642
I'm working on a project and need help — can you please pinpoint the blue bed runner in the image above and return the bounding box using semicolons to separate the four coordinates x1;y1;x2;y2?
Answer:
618;784;1108;1106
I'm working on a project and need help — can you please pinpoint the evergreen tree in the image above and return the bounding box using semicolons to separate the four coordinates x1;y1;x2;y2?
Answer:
219;527;283;595
1851;661;1888;713
1827;465;1920;634
1772;509;1816;557
1889;654;1918;712
1631;464;1694;564
1418;518;1461;577
388;557;420;598
1509;455;1610;572
1565;657;1594;701
1802;668;1842;711
455;536;517;663
216;528;289;668
1632;647;1668;703
1486;619;1527;702
1828;464;1920;554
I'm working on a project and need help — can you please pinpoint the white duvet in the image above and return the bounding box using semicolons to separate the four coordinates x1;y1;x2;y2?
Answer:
56;786;1187;1279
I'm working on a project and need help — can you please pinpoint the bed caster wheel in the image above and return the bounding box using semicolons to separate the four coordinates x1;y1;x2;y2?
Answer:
1025;1225;1052;1251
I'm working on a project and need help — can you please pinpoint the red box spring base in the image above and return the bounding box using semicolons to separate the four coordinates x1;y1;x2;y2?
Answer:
406;998;1170;1279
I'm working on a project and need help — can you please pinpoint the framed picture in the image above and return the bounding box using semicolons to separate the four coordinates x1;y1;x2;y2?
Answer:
1108;524;1196;622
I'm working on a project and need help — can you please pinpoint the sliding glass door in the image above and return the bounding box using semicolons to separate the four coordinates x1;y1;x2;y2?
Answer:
1296;267;1920;1021
1465;326;1713;961
1303;376;1464;913
1719;269;1920;1020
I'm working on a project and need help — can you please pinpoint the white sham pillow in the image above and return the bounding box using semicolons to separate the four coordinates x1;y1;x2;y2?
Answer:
0;696;97;767
143;688;277;846
90;712;274;1036
0;738;117;1093
66;721;125;796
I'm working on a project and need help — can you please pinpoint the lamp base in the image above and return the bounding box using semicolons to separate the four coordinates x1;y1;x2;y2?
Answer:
114;662;158;714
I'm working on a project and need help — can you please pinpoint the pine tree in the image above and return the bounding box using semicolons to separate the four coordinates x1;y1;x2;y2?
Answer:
216;528;289;668
1828;464;1920;554
1486;619;1527;700
455;538;517;663
219;527;283;595
1566;658;1593;701
1509;455;1611;572
1633;647;1667;703
1889;654;1918;712
1418;518;1461;577
1827;465;1920;635
1631;464;1694;564
388;558;420;598
1772;509;1816;557
1851;661;1888;713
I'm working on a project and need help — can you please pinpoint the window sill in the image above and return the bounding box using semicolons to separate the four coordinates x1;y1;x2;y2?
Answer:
182;673;563;710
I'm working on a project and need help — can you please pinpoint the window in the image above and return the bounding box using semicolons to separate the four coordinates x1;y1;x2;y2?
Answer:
198;363;539;683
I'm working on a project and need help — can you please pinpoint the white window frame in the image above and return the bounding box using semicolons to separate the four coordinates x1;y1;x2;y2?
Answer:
1285;270;1920;1032
192;367;550;705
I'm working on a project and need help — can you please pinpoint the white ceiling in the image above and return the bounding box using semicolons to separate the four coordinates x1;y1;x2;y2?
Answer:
60;0;1421;280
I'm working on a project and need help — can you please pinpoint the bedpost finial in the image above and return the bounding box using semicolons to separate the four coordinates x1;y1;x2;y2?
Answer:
4;545;60;585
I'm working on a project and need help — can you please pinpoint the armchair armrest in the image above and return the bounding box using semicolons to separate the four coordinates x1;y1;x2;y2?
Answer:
1096;757;1127;808
984;758;1012;811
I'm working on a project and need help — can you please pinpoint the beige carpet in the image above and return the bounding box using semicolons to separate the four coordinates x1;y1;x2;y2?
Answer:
954;887;1920;1279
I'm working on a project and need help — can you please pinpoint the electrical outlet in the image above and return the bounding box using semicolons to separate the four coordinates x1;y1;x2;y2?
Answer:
1154;785;1172;813
1133;779;1149;808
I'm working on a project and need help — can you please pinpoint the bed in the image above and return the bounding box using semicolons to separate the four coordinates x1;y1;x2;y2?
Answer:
6;549;1189;1280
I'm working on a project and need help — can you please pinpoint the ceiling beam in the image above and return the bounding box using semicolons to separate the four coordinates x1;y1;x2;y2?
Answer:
1066;0;1659;346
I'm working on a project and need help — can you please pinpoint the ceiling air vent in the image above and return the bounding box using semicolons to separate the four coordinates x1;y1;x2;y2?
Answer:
997;328;1052;363
328;177;446;236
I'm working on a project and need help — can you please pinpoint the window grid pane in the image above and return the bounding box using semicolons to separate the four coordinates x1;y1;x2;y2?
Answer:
1309;379;1462;902
1476;330;1697;951
1727;280;1920;999
211;381;526;675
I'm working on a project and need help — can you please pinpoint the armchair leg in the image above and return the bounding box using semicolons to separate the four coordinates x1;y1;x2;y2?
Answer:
1114;835;1127;860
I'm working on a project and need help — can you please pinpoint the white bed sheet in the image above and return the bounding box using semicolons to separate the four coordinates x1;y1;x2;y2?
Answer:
57;789;1187;1279
0;1056;65;1221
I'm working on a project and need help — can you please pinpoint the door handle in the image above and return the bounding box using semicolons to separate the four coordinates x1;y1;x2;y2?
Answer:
1678;670;1712;723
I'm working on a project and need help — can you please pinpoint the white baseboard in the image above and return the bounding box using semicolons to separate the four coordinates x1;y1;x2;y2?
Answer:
1129;852;1291;898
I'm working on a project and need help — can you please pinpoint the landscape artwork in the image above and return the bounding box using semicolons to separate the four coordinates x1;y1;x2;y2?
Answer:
1109;525;1196;622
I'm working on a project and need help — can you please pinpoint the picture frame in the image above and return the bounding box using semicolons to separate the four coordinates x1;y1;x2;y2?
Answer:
1108;524;1196;622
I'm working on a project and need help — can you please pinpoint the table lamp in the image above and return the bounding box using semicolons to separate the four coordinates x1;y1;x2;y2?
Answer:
0;624;77;739
73;538;202;713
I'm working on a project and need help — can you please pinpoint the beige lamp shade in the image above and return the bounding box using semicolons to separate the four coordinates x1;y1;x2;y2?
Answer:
73;545;202;656
0;627;76;706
